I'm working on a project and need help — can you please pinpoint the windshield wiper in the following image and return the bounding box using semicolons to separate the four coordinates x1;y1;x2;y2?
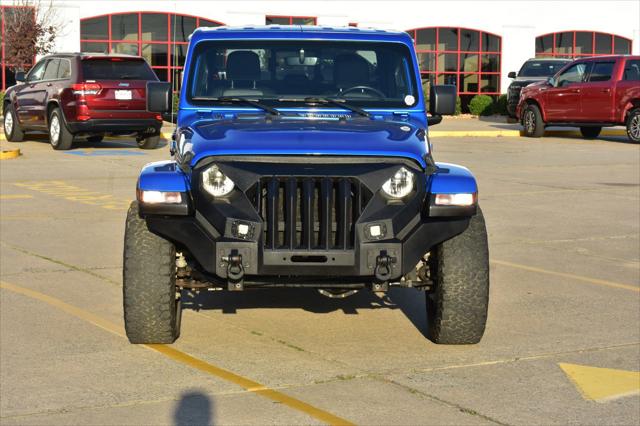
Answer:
277;97;371;118
191;96;282;116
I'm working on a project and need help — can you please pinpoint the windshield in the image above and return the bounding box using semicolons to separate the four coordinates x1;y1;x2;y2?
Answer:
81;59;157;80
187;40;418;108
518;60;569;77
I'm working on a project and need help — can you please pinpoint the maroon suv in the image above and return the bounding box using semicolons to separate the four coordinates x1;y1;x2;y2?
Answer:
3;53;163;150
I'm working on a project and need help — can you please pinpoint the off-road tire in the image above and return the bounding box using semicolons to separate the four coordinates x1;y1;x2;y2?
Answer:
138;135;160;150
123;201;180;344
87;134;104;143
522;104;545;138
48;108;74;150
579;126;601;139
426;207;490;344
3;104;24;142
626;108;640;143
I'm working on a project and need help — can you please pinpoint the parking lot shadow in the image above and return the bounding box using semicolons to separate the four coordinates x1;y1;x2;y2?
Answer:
181;286;429;335
173;390;213;426
182;287;397;315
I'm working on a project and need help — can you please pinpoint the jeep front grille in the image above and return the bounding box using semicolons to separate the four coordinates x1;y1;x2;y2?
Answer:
253;177;371;250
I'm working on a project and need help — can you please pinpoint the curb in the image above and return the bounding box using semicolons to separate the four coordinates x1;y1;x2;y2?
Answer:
430;130;520;138
430;129;628;138
0;149;21;160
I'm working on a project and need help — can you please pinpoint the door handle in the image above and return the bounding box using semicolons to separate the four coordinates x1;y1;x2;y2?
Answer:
600;88;610;93
570;89;581;93
46;83;53;87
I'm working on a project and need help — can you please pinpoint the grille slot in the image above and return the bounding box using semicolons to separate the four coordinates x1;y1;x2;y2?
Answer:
256;177;369;250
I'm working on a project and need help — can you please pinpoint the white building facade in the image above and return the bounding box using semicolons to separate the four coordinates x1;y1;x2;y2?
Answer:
1;0;639;104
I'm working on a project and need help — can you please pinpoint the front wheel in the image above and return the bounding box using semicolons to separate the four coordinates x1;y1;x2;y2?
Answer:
123;201;181;344
426;208;490;344
3;104;24;142
579;126;601;139
522;104;545;137
626;109;640;143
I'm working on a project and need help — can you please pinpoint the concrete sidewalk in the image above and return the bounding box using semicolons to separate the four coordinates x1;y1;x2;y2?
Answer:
430;115;628;138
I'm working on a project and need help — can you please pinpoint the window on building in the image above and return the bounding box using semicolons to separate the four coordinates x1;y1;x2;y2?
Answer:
80;12;224;90
265;15;317;25
1;5;36;90
408;26;502;107
535;31;632;58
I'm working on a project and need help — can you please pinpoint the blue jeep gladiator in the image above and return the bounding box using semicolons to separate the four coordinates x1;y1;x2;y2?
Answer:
124;26;489;345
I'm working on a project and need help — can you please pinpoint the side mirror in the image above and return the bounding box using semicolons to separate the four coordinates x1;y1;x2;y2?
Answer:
146;81;171;113
547;77;556;87
508;71;517;79
15;71;25;83
428;84;456;126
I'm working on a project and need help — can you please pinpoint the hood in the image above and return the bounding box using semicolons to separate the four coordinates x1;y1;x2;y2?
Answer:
186;116;428;168
513;76;549;83
520;80;548;93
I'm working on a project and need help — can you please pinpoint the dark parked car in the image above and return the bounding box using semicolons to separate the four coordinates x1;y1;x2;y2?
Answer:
3;53;163;150
506;58;571;117
517;55;640;141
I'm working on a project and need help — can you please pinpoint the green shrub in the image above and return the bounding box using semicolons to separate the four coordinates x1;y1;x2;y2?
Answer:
468;95;494;116
0;91;4;109
494;94;508;115
454;96;462;115
172;91;180;114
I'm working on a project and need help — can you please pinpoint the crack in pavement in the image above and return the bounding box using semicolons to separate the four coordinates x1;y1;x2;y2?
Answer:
0;241;120;286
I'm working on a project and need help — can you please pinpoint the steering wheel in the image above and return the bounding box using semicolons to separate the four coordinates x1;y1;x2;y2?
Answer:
339;85;385;98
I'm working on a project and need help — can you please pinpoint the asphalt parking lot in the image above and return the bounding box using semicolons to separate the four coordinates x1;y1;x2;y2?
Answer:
1;129;639;425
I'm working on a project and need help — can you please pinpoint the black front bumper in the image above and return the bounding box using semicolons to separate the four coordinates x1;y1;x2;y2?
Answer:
67;118;161;134
144;157;471;283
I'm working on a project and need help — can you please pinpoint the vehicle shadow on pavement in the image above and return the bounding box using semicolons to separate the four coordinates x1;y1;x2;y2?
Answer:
181;287;430;336
173;390;213;426
181;288;398;315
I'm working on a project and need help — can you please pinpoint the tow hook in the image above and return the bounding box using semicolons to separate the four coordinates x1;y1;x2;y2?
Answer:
222;252;244;291
374;251;396;289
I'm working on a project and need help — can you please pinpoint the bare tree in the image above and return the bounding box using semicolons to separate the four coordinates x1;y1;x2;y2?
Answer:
3;0;59;71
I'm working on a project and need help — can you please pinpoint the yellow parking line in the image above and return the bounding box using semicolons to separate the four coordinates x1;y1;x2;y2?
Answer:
491;259;639;293
0;194;33;200
0;280;354;426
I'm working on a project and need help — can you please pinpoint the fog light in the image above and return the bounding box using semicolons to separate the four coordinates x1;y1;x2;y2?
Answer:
366;223;387;240
434;193;476;206
232;221;254;239
237;223;249;236
138;190;182;204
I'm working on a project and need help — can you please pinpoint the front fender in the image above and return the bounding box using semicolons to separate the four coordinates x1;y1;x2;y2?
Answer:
138;160;191;192
137;161;192;215
427;162;478;217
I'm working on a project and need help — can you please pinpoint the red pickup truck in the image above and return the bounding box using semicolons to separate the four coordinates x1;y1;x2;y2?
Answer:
517;55;640;142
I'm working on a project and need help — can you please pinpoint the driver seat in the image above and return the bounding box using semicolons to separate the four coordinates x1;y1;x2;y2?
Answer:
333;53;371;94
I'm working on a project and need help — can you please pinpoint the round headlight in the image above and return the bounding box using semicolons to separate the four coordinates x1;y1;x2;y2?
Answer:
382;167;414;199
202;165;234;197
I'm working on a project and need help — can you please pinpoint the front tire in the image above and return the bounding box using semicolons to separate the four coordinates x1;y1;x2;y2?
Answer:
3;104;24;142
48;108;74;150
579;126;601;139
138;135;160;150
626;109;640;143
522;104;545;137
123;201;181;344
426;208;490;344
